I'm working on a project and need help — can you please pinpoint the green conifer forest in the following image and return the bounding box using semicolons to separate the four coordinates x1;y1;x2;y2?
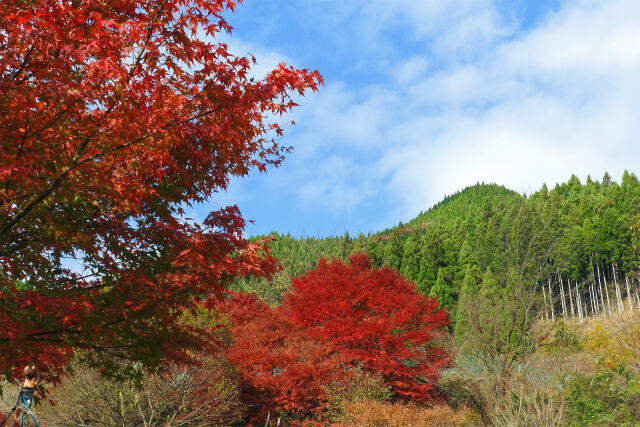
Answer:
236;172;640;319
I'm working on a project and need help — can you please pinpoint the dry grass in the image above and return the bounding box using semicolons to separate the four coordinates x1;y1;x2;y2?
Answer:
330;400;479;427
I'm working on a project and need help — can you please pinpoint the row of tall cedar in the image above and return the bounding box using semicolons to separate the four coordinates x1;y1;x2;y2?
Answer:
234;171;640;329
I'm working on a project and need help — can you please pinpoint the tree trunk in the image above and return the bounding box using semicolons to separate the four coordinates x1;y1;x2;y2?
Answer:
612;263;622;315
568;279;575;317
596;264;605;317
575;282;583;322
542;284;549;321
600;264;612;316
626;276;633;314
559;275;567;318
548;279;555;321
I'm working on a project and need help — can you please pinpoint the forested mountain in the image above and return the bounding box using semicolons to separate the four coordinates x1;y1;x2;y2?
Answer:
407;182;518;228
236;172;640;325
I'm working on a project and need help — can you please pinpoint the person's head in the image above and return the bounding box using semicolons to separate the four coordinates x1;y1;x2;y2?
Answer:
23;364;39;382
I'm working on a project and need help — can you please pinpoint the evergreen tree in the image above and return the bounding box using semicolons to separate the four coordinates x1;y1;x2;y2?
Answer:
430;268;454;314
400;233;422;282
383;233;403;270
455;266;480;343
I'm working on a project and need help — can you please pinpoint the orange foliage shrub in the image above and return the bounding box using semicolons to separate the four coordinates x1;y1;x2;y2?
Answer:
333;400;477;427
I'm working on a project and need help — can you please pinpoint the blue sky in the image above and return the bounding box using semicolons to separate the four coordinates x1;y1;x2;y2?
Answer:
194;0;640;238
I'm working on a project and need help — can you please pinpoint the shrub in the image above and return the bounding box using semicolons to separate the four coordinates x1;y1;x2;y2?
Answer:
324;369;392;422
565;368;640;426
33;357;246;426
333;400;476;426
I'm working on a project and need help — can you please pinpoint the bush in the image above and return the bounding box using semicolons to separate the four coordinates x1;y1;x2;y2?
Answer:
565;368;640;426
324;369;392;422
438;354;570;427
332;400;477;426
549;320;581;352
34;356;246;426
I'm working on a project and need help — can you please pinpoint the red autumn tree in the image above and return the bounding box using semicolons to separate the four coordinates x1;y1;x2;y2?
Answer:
0;0;322;385
224;292;348;422
224;254;450;421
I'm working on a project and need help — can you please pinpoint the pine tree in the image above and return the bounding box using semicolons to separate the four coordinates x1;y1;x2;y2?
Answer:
383;233;404;270
430;268;454;314
400;233;422;282
455;266;480;343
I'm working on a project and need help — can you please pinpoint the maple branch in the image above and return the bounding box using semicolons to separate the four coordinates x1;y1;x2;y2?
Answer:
15;81;31;160
76;107;223;167
25;98;83;143
4;45;34;83
0;1;176;237
0;105;215;239
1;1;230;240
128;0;169;79
0;335;136;355
0;169;70;237
0;238;31;256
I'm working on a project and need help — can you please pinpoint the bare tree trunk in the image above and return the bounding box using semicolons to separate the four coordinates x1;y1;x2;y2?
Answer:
548;279;555;321
612;263;623;315
575;282;583;322
590;284;597;317
600;264;612;316
559;275;567;318
636;290;640;312
592;282;600;316
596;263;605;317
574;282;579;322
626;276;634;314
617;283;623;314
568;279;575;318
542;284;549;321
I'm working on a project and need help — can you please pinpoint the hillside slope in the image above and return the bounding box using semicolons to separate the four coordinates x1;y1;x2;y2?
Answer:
237;172;640;316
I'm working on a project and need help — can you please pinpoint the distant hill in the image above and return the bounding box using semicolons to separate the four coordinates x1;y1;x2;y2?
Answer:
374;183;520;239
236;172;640;317
408;183;519;227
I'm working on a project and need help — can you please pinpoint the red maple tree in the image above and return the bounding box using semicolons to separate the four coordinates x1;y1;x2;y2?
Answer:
224;292;347;422
0;0;322;385
224;254;450;421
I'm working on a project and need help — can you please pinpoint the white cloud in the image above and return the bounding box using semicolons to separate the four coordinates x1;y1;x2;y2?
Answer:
381;0;640;217
298;155;376;213
351;0;511;60
224;38;295;80
285;0;640;223
498;1;640;75
291;82;401;153
394;57;430;86
207;0;640;235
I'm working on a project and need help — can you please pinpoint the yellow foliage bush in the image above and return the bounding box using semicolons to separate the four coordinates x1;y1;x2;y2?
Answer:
582;315;640;369
331;400;479;427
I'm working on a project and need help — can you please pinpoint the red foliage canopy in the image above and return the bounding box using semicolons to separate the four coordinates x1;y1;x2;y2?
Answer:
224;254;450;421
0;0;322;384
224;292;348;420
